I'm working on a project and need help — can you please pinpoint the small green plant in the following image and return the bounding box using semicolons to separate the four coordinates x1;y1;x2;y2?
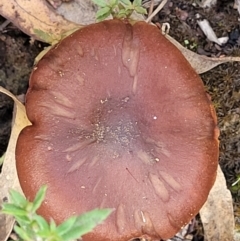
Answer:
92;0;147;21
183;39;198;50
1;185;112;241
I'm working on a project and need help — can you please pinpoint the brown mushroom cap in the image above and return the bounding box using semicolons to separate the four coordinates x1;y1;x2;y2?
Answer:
16;19;219;241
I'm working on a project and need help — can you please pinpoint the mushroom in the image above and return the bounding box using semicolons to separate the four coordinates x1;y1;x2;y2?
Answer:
16;19;219;241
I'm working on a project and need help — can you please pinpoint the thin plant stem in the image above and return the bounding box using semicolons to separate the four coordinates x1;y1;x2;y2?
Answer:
148;0;154;18
146;0;168;23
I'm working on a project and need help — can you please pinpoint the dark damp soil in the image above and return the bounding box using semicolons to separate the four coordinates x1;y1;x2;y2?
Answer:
0;15;47;157
0;0;240;240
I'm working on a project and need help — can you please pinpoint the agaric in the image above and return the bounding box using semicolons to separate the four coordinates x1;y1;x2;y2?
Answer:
16;19;219;241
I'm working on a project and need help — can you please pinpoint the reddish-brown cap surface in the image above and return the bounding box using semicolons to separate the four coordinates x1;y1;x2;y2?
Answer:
16;19;219;241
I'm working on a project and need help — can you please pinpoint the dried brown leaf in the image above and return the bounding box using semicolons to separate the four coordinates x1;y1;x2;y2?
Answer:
165;34;240;74
0;0;81;44
56;0;97;25
0;87;31;241
200;165;235;241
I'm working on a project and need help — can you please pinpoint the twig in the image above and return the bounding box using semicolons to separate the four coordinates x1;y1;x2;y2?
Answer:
146;0;168;23
0;19;11;32
148;0;155;18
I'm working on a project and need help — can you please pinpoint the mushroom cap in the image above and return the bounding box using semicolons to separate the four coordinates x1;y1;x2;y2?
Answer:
16;19;219;241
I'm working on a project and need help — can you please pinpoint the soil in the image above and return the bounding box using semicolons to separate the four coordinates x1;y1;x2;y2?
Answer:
0;15;46;157
0;0;240;240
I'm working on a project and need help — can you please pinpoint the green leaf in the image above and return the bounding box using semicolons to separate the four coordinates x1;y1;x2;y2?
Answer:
76;208;113;229
117;8;128;17
2;203;28;216
8;189;27;208
133;0;142;6
34;215;50;231
120;0;132;6
50;219;57;232
118;2;125;10
61;226;87;241
109;0;118;7
33;29;57;44
91;0;107;7
56;216;77;236
96;6;111;21
14;215;31;225
61;209;113;241
32;185;47;213
25;202;33;213
125;5;134;11
30;219;42;233
118;8;133;18
14;225;32;241
134;6;147;14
